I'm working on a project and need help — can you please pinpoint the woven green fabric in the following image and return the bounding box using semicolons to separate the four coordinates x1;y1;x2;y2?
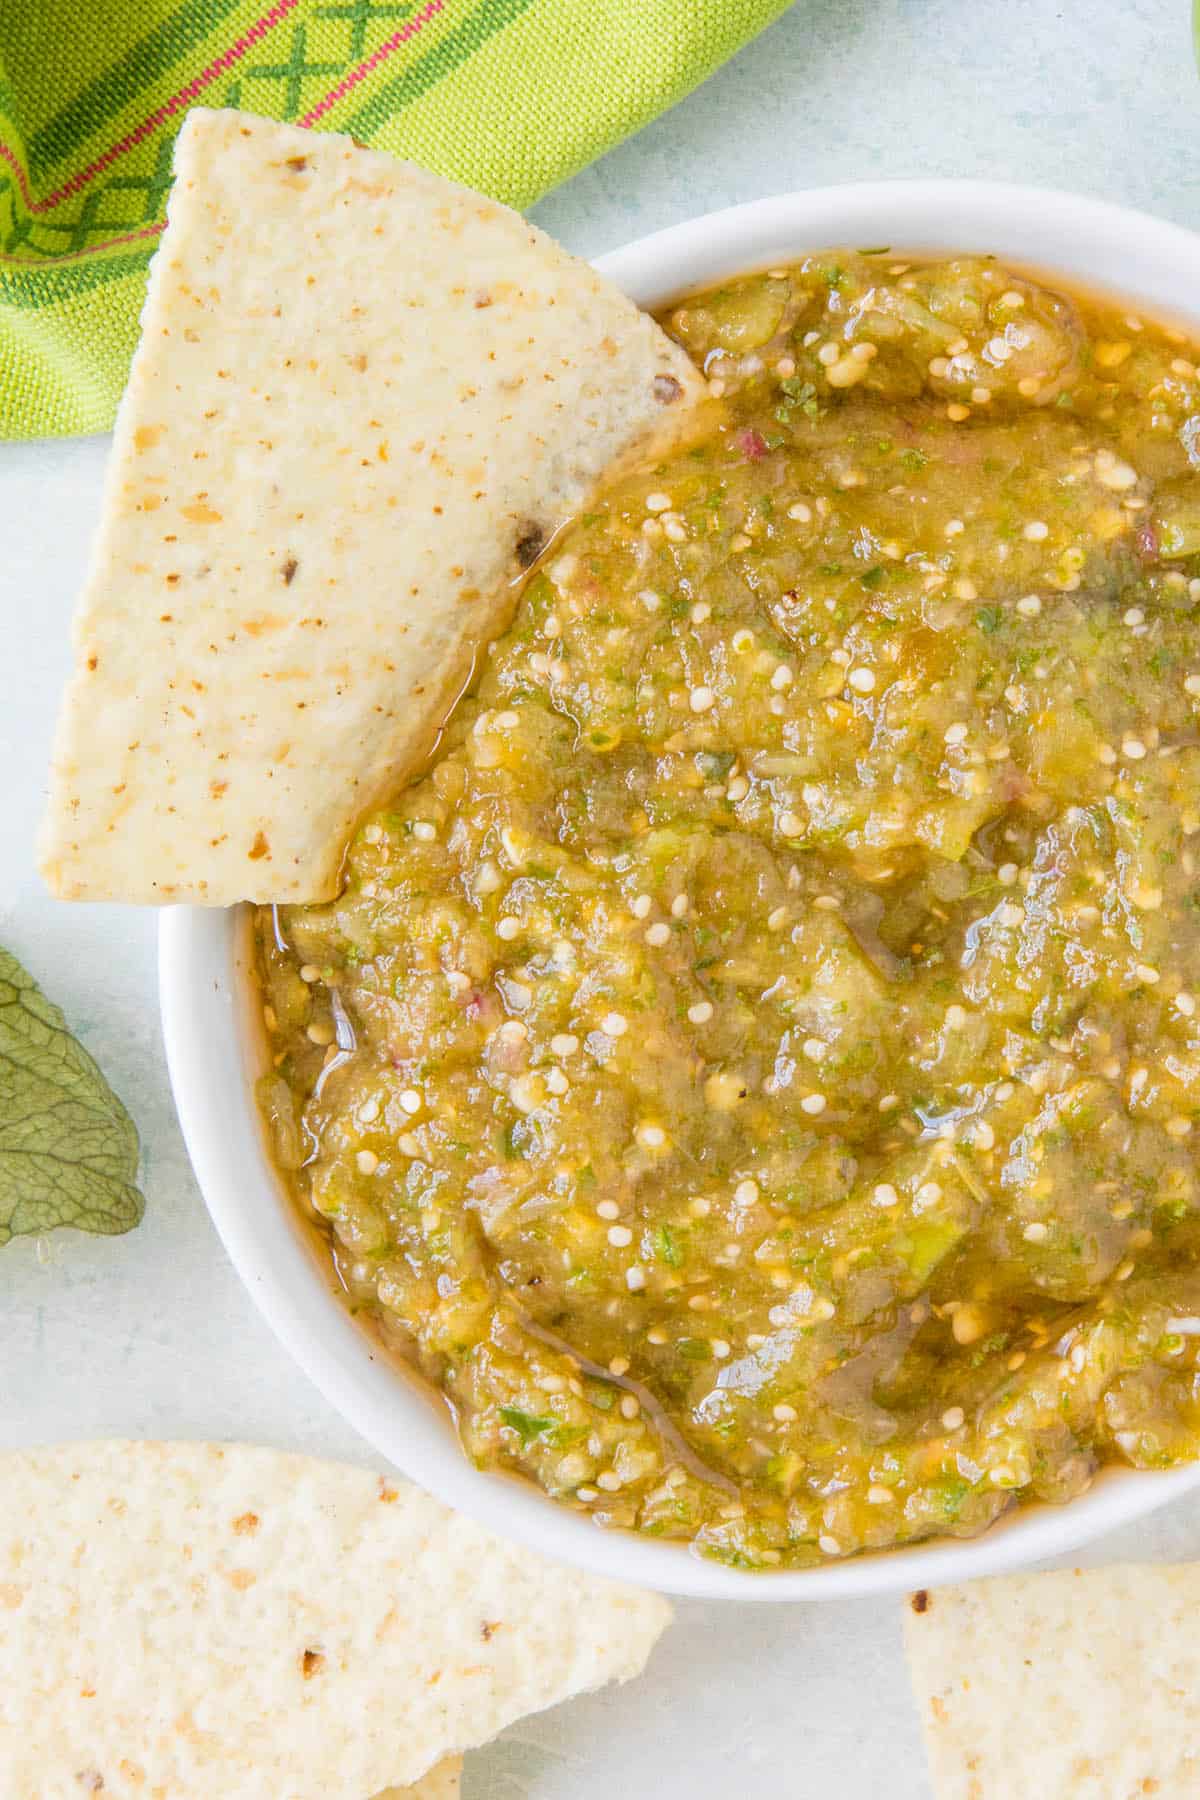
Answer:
0;0;789;439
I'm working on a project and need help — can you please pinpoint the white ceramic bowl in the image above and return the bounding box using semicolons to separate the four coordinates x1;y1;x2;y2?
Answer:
161;180;1200;1600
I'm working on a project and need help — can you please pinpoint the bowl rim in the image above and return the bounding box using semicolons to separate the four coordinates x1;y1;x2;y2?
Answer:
160;178;1200;1601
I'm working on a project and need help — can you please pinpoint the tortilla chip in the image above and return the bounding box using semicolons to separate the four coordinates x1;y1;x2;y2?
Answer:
38;107;701;907
379;1760;461;1800
904;1563;1200;1797
0;1441;670;1798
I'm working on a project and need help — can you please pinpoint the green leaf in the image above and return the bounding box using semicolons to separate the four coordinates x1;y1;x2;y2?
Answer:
0;948;144;1246
498;1406;556;1448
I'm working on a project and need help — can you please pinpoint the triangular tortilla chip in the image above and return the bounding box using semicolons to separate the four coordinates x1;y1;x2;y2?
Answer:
0;1441;670;1798
382;1761;461;1800
39;107;701;905
904;1563;1200;1797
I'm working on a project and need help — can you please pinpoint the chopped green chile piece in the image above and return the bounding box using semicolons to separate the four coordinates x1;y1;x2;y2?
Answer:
256;252;1200;1570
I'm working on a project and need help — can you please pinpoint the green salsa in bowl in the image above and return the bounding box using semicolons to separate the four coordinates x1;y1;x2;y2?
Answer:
164;183;1200;1597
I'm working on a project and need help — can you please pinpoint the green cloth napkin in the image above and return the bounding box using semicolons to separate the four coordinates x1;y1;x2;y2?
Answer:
0;0;790;439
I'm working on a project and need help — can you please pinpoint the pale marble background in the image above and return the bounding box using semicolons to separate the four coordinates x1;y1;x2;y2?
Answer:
4;2;1200;1792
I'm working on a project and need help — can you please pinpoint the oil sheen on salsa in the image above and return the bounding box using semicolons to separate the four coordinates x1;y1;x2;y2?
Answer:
257;252;1200;1569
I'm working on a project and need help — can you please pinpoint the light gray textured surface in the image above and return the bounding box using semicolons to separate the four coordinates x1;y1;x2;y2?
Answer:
3;3;1200;1793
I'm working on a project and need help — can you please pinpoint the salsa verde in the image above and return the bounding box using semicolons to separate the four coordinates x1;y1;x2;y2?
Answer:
257;253;1200;1568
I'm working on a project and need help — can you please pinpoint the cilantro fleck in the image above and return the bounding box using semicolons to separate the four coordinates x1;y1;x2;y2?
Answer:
653;1225;685;1268
499;1407;556;1448
928;1477;971;1520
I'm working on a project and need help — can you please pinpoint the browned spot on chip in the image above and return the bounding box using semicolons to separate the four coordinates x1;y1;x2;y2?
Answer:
653;373;683;403
378;1479;398;1503
86;655;98;672
231;1511;259;1534
515;524;545;568
75;1771;104;1791
181;500;222;525
301;1648;325;1678
248;831;270;861
911;1589;930;1614
286;155;308;172
133;425;164;451
229;1568;256;1590
475;292;493;308
281;557;298;585
481;1620;502;1642
0;1582;23;1608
